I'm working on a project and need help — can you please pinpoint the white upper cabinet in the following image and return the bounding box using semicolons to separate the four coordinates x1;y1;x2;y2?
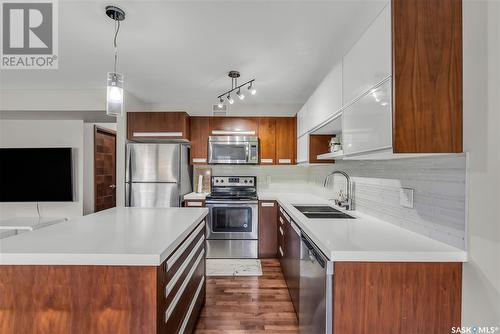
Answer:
297;62;342;137
296;104;309;137
342;79;392;156
296;134;309;164
309;62;342;127
342;3;391;105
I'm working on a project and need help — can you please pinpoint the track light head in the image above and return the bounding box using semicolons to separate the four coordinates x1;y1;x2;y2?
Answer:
248;82;257;95
237;89;245;100
227;94;234;104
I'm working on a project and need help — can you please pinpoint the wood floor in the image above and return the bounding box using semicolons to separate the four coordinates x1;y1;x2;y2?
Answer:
194;258;299;333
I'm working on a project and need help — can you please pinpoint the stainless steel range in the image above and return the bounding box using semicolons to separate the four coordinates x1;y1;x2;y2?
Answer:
205;176;258;259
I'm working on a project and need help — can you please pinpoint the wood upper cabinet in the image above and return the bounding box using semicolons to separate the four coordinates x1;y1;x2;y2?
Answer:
258;118;276;164
189;116;210;165
209;117;259;136
258;201;278;258
127;112;190;141
392;0;462;153
275;117;296;165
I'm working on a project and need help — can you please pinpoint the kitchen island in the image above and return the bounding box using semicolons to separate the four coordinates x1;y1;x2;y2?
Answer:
0;207;208;334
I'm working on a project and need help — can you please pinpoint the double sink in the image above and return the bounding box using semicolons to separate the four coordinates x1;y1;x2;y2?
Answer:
293;205;355;219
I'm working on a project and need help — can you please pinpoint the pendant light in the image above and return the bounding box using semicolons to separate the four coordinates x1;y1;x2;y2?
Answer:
105;6;125;117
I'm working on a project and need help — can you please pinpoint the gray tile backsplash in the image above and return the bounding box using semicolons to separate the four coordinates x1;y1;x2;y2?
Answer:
196;154;467;250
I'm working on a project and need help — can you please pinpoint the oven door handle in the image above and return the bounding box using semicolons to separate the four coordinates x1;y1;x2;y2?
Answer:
205;200;258;205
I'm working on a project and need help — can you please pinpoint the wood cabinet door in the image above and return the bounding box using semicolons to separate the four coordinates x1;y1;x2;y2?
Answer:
190;116;210;165
209;117;259;136
275;117;296;165
94;126;116;212
258;118;276;165
258;201;278;258
392;0;462;153
127;112;190;140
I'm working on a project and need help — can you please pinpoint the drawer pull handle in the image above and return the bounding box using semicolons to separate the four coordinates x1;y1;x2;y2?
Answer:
186;201;203;207
261;202;275;207
278;159;291;164
165;235;204;298
279;246;284;257
261;158;273;164
279;217;284;225
192;158;207;163
279;226;284;236
165;249;205;322
177;276;205;332
133;132;183;137
166;222;204;270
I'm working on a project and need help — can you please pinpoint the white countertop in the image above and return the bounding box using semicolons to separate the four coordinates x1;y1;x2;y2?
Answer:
0;207;208;266
0;217;68;231
184;192;209;200
259;191;467;262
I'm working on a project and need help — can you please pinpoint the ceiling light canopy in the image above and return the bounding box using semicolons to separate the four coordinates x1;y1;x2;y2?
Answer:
217;71;256;108
105;6;125;117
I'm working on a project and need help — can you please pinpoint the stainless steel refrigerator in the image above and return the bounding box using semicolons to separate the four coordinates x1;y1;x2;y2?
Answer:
125;143;192;207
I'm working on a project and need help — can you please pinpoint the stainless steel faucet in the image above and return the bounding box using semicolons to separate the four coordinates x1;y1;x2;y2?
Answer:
323;170;353;210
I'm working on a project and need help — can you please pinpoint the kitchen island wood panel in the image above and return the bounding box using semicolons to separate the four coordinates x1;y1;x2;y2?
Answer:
333;262;462;334
0;265;157;334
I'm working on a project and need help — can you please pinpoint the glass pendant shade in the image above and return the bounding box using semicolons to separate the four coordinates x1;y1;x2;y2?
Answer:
106;72;124;116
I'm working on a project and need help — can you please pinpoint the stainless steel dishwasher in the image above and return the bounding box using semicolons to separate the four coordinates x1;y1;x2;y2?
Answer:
299;232;334;334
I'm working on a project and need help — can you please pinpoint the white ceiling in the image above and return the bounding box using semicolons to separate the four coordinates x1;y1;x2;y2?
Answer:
0;0;386;115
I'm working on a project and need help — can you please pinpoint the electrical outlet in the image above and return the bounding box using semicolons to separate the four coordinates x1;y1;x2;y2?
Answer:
400;188;414;208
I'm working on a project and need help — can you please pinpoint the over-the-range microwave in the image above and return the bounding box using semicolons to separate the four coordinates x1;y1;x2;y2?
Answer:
208;136;258;164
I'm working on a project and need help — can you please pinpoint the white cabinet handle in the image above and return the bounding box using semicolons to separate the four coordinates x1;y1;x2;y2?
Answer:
261;202;275;207
186;201;203;207
261;158;273;164
279;226;284;236
133;132;183;137
192;158;207;163
279;246;284;257
211;130;256;135
279;217;284;225
278;159;291;164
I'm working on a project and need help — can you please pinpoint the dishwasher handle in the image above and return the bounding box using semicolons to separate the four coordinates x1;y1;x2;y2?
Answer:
301;234;326;268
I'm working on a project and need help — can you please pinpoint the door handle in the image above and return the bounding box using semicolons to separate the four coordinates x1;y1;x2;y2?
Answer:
109;185;116;188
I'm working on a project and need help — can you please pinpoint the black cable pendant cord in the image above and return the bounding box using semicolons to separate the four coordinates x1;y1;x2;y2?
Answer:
36;202;41;219
113;18;120;74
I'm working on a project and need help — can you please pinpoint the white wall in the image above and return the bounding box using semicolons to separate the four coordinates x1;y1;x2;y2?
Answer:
83;123;116;215
462;0;500;325
0;120;84;219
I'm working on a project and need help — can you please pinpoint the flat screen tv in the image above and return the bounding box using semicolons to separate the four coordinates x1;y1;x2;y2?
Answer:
0;148;74;202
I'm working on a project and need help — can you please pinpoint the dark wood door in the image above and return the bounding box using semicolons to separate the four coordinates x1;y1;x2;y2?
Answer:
94;126;116;212
258;201;278;258
275;117;296;165
258;118;276;164
190;116;210;165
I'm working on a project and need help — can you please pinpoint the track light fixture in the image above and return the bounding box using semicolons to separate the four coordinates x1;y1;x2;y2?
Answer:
217;71;256;107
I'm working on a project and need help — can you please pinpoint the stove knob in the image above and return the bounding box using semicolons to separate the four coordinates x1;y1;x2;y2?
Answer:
220;180;224;183
244;180;248;183
215;180;219;183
